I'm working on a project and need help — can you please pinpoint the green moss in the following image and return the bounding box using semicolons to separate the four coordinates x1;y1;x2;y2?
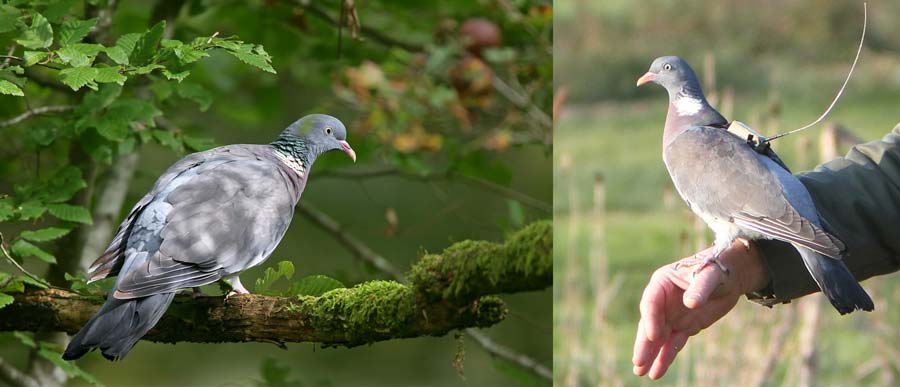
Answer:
303;280;416;344
407;220;552;301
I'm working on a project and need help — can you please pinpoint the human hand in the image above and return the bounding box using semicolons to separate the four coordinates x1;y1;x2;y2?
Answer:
632;239;769;379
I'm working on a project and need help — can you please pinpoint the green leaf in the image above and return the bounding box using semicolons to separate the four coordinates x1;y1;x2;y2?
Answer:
225;43;276;74
182;135;216;152
0;197;13;221
161;69;190;82
20;227;71;242
103;32;141;65
56;43;103;67
104;46;128;65
80;83;122;113
287;275;345;297
152;129;181;151
16;13;53;49
0;79;23;96
130;63;164;75
17;200;46;220
37;345;105;386
59;66;98;91
47;203;92;224
0;6;21;34
10;239;56;263
64;272;111;295
13;332;37;348
129;20;165;66
174;45;208;64
18;275;48;289
44;166;87;203
94;66;126;85
176;82;212;111
58;18;97;46
22;50;48;66
254;261;294;295
106;98;161;127
2;277;24;293
506;199;525;229
0;293;13;309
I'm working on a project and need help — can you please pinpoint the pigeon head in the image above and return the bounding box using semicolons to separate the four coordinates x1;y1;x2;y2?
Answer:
273;114;356;164
636;56;726;125
636;56;704;98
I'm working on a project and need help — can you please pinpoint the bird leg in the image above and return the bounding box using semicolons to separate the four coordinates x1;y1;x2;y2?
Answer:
223;276;249;299
675;250;730;277
191;287;205;300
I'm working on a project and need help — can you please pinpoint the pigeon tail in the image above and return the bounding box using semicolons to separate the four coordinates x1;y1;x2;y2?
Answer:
796;247;874;314
63;292;176;361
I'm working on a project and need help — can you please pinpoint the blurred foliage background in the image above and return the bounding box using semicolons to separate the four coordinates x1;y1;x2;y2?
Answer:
555;0;900;385
0;0;552;386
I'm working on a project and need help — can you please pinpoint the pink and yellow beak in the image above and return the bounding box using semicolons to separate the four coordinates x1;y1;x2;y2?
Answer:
636;71;656;87
339;140;356;162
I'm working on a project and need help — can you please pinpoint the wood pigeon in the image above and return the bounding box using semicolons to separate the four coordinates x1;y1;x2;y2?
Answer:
637;56;873;314
63;114;357;360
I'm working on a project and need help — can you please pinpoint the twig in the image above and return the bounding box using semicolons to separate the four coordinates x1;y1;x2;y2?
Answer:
0;357;40;387
0;105;75;128
0;233;56;290
22;68;70;92
465;328;552;380
295;203;406;281
300;2;422;52
0;55;63;70
1;46;15;69
492;75;552;131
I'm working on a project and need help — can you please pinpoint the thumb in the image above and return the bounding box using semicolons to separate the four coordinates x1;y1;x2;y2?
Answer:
682;265;724;309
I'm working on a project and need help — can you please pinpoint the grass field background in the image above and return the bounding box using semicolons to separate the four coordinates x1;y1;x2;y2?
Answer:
554;1;900;385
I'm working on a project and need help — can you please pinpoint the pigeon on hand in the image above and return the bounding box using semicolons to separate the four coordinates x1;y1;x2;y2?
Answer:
637;56;873;315
63;114;356;361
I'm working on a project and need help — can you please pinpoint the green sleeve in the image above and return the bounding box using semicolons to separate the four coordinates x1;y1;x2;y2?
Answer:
749;125;900;306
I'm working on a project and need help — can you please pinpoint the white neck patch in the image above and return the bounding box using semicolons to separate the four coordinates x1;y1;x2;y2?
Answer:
273;151;306;177
674;96;703;116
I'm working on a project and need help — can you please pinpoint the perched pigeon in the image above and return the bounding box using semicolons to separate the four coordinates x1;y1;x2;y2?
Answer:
63;114;356;360
637;56;873;314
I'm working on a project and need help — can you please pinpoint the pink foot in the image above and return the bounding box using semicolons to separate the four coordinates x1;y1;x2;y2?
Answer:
675;252;730;276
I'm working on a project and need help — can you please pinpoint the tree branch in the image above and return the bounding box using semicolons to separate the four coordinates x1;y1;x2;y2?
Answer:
0;221;551;347
297;203;406;281
1;285;506;347
466;329;552;380
0;105;75;128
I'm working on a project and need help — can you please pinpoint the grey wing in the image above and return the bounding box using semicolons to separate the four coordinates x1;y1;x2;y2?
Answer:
666;126;843;258
111;158;298;299
87;151;215;281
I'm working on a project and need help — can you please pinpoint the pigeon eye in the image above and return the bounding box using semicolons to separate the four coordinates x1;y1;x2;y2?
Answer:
663;63;672;71
325;127;333;135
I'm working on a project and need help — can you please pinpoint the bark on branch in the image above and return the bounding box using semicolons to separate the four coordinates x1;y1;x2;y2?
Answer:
0;221;551;347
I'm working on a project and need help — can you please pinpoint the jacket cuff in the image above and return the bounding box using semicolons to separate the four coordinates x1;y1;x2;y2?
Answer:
745;239;820;306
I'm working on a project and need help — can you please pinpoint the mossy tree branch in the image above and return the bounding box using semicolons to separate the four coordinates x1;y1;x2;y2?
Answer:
0;221;551;347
